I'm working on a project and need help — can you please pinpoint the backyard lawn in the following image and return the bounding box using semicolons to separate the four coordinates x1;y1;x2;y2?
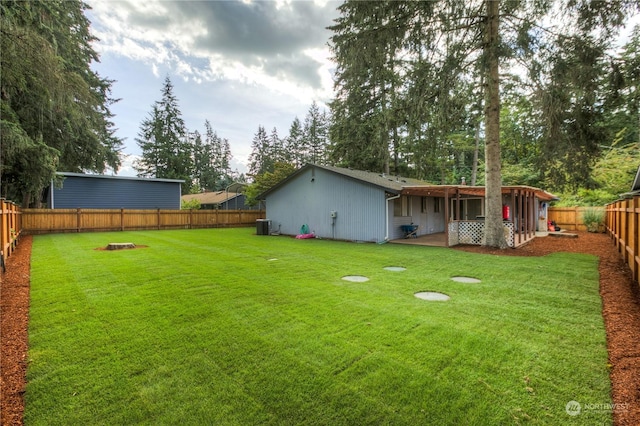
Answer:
25;228;611;425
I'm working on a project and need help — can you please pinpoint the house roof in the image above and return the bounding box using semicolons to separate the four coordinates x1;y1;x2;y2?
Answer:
258;163;558;201
258;164;431;199
182;190;243;205
632;165;640;192
617;165;640;199
57;172;184;183
402;185;559;201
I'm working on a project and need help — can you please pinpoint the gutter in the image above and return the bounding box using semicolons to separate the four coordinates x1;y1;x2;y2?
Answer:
385;193;401;241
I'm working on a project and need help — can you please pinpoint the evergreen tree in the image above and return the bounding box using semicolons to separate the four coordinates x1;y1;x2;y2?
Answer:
247;125;273;178
269;127;286;164
303;101;329;165
606;25;640;150
135;76;192;193
196;120;234;191
0;0;123;205
285;117;305;167
191;130;206;191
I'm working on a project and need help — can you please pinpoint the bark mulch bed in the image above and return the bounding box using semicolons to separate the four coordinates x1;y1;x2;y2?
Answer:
1;232;639;425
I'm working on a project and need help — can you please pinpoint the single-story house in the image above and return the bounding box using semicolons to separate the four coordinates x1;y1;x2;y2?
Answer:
258;164;558;247
47;172;184;209
181;183;256;210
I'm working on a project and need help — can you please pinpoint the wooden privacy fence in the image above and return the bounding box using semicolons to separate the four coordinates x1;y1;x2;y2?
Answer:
606;196;640;284
0;199;22;271
547;206;605;231
22;209;265;234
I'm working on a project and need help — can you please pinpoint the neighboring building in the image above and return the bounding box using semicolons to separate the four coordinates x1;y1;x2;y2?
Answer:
258;164;558;247
181;183;257;210
622;165;640;197
47;172;184;209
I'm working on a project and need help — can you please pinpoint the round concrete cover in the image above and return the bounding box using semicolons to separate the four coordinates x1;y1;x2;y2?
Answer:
384;266;406;272
414;291;450;301
451;276;481;283
342;275;369;282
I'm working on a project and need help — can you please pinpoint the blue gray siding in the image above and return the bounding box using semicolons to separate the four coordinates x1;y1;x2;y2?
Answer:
51;174;182;209
265;167;388;242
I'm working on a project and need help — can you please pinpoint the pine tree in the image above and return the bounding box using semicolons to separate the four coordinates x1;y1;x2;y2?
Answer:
269;127;286;164
191;130;206;191
285;117;305;167
0;0;123;205
248;125;273;178
135;76;192;193
303;101;329;165
195;120;234;191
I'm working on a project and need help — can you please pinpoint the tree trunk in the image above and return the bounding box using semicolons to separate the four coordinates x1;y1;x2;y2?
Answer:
483;0;507;248
472;119;480;186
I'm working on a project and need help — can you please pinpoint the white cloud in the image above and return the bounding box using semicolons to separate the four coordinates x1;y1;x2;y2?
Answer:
87;0;337;103
86;0;338;178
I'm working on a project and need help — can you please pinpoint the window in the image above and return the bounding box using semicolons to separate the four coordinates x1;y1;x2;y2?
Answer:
394;196;411;217
421;197;428;213
434;198;441;213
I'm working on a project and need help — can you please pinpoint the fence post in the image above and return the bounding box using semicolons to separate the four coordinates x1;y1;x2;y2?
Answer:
628;197;637;282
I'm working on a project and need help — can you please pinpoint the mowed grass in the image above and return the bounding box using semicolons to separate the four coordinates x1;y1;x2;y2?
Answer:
26;228;611;425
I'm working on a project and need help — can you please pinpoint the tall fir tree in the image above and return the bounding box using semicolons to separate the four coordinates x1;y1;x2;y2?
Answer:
0;0;122;205
303;101;329;165
247;125;273;178
195;120;234;191
285;117;305;167
135;76;192;193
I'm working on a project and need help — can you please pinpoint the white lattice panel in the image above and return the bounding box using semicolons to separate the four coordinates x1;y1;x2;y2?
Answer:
449;221;515;247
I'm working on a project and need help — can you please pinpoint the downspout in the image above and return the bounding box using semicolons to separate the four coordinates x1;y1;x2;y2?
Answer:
385;193;401;241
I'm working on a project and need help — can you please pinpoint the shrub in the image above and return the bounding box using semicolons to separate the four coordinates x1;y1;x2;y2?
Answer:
181;199;201;210
581;207;605;232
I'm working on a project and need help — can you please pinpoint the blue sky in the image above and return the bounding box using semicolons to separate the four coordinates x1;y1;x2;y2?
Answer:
86;0;340;176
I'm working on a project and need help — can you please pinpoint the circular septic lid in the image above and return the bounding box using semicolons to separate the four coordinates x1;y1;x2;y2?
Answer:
384;266;406;272
414;291;450;301
451;276;481;283
342;275;369;282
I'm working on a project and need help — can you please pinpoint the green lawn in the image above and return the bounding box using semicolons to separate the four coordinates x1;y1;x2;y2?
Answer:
26;228;611;425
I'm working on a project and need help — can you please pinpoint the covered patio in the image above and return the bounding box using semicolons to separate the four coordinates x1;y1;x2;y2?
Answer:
400;185;558;248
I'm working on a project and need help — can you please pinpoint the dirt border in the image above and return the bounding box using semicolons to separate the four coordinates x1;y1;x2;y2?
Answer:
1;235;32;426
1;232;639;425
